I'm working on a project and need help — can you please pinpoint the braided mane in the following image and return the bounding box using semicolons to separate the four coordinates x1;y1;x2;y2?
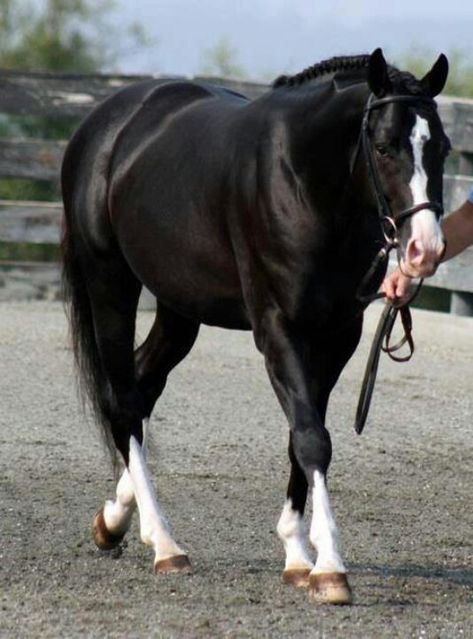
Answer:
273;55;371;88
272;54;411;91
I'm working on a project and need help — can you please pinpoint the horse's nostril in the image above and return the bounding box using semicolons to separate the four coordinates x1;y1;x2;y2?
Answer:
406;239;425;265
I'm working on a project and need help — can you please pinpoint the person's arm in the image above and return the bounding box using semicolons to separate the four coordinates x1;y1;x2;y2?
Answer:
382;196;473;301
441;198;473;260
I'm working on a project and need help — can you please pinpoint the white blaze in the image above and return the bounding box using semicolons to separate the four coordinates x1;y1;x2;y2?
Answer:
408;115;443;250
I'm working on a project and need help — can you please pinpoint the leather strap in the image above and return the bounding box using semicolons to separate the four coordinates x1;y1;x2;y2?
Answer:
354;278;422;436
354;304;414;434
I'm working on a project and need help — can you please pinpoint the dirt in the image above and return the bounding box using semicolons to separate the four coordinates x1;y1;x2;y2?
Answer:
0;301;471;638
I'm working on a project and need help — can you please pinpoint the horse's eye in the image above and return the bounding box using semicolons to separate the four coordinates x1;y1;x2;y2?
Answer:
375;144;389;157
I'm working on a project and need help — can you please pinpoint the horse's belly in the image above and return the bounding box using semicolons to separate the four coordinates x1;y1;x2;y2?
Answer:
116;216;250;329
142;272;251;330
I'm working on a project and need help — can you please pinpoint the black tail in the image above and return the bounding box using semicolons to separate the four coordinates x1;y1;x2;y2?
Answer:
61;213;117;463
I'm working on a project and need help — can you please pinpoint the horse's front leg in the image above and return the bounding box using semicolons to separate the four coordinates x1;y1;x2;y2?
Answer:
276;433;313;588
262;313;358;605
308;469;350;604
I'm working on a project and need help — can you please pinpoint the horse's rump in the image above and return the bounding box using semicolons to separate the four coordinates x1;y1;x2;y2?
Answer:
63;79;252;327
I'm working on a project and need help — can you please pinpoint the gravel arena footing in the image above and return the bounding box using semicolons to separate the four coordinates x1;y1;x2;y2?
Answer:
1;301;472;638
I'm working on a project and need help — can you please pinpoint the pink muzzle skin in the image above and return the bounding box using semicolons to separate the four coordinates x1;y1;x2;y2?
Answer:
401;234;446;278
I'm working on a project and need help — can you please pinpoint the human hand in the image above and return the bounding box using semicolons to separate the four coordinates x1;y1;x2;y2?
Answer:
381;268;413;302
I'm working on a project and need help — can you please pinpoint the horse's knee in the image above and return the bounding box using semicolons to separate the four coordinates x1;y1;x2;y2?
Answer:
292;424;332;479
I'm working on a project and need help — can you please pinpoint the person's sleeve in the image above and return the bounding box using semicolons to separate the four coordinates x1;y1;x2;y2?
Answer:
468;188;473;204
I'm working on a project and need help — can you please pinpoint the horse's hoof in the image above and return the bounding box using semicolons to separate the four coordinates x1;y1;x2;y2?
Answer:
154;554;192;575
282;567;311;588
92;508;125;550
309;572;352;605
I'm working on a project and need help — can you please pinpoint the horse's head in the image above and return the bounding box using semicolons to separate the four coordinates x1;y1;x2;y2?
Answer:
365;48;450;278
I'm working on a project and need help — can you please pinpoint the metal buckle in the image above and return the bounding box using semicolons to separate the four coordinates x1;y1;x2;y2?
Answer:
380;216;398;245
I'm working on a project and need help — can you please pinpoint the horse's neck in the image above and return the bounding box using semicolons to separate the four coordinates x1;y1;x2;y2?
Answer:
275;82;371;217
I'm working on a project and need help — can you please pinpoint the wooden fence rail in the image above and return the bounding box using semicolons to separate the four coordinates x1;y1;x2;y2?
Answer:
0;70;472;313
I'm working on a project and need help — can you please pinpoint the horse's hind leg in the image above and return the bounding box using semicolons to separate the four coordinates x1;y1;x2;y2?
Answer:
85;257;143;550
95;301;199;573
134;304;200;420
93;420;149;550
136;305;199;573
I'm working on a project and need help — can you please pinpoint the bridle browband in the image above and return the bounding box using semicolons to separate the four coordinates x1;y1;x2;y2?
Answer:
354;92;444;435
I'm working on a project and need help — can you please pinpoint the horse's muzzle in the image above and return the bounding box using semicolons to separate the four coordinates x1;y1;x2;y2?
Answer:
401;237;446;278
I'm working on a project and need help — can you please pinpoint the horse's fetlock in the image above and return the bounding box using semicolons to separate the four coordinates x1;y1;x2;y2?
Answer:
277;515;301;540
139;525;154;547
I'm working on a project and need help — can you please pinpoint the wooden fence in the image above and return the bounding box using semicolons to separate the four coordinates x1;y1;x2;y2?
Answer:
0;70;472;313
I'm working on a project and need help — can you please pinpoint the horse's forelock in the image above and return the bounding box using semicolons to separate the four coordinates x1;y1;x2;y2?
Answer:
388;69;429;99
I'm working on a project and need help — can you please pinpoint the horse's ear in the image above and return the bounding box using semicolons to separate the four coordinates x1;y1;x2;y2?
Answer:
421;54;449;97
368;48;392;97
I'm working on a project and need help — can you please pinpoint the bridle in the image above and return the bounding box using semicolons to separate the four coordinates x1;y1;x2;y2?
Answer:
354;92;444;435
356;92;444;304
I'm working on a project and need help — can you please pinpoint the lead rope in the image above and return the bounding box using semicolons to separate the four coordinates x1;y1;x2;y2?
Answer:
354;281;422;435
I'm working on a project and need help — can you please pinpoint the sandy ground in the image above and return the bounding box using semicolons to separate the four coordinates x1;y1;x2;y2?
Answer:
0;301;471;639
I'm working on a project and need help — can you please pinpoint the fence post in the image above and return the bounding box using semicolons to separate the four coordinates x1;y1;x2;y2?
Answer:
449;145;473;316
450;291;473;317
450;291;473;316
458;152;473;176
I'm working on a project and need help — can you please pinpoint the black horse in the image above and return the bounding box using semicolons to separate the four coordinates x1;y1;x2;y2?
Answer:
61;49;450;604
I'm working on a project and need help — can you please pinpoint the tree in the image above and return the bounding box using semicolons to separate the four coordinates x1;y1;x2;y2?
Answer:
200;37;246;79
0;0;151;227
0;0;151;73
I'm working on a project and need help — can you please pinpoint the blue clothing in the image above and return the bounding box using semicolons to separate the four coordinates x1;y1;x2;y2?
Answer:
469;188;473;204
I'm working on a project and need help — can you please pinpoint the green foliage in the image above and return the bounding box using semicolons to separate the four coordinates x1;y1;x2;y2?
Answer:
0;178;59;201
396;46;473;98
0;240;60;262
0;0;151;73
200;37;246;79
0;0;152;262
